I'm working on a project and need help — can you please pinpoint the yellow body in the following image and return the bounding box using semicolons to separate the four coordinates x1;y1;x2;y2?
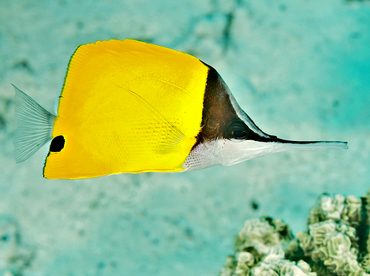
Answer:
43;39;208;179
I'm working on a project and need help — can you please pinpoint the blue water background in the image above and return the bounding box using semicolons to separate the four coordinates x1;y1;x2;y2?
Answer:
0;0;369;275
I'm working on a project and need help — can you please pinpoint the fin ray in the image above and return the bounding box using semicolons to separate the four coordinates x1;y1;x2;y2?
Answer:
13;85;55;163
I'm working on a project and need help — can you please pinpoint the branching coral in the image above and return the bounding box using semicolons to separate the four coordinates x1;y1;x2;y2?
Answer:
219;192;370;276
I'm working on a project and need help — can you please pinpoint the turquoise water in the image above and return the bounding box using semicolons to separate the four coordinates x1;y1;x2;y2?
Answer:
0;0;369;275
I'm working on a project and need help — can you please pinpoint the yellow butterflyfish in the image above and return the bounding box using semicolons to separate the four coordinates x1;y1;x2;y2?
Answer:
13;39;348;179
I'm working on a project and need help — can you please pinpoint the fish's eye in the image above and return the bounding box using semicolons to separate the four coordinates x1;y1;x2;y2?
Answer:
50;135;65;152
226;121;250;140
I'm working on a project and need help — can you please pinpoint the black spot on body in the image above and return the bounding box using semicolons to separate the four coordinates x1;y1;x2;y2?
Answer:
50;135;65;152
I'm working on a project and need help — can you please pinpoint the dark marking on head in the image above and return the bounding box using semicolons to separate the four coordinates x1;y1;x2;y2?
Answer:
50;135;65;152
195;63;240;147
193;63;281;148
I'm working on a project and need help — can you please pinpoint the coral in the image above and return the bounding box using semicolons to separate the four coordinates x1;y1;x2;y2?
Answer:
235;217;293;258
307;194;362;227
249;247;316;276
298;220;363;276
220;217;315;276
219;192;370;276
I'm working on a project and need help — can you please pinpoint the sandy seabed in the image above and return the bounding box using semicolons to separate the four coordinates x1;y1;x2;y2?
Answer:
0;0;369;275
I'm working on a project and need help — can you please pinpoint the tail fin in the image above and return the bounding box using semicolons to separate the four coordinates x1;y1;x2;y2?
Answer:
13;84;55;163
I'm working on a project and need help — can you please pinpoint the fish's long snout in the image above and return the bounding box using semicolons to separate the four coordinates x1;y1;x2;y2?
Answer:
269;136;348;151
218;132;348;167
251;135;349;157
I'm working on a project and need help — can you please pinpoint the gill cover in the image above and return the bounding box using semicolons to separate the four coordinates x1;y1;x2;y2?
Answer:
44;39;209;179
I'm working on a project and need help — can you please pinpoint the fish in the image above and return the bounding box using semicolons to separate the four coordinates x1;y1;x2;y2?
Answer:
13;39;348;179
